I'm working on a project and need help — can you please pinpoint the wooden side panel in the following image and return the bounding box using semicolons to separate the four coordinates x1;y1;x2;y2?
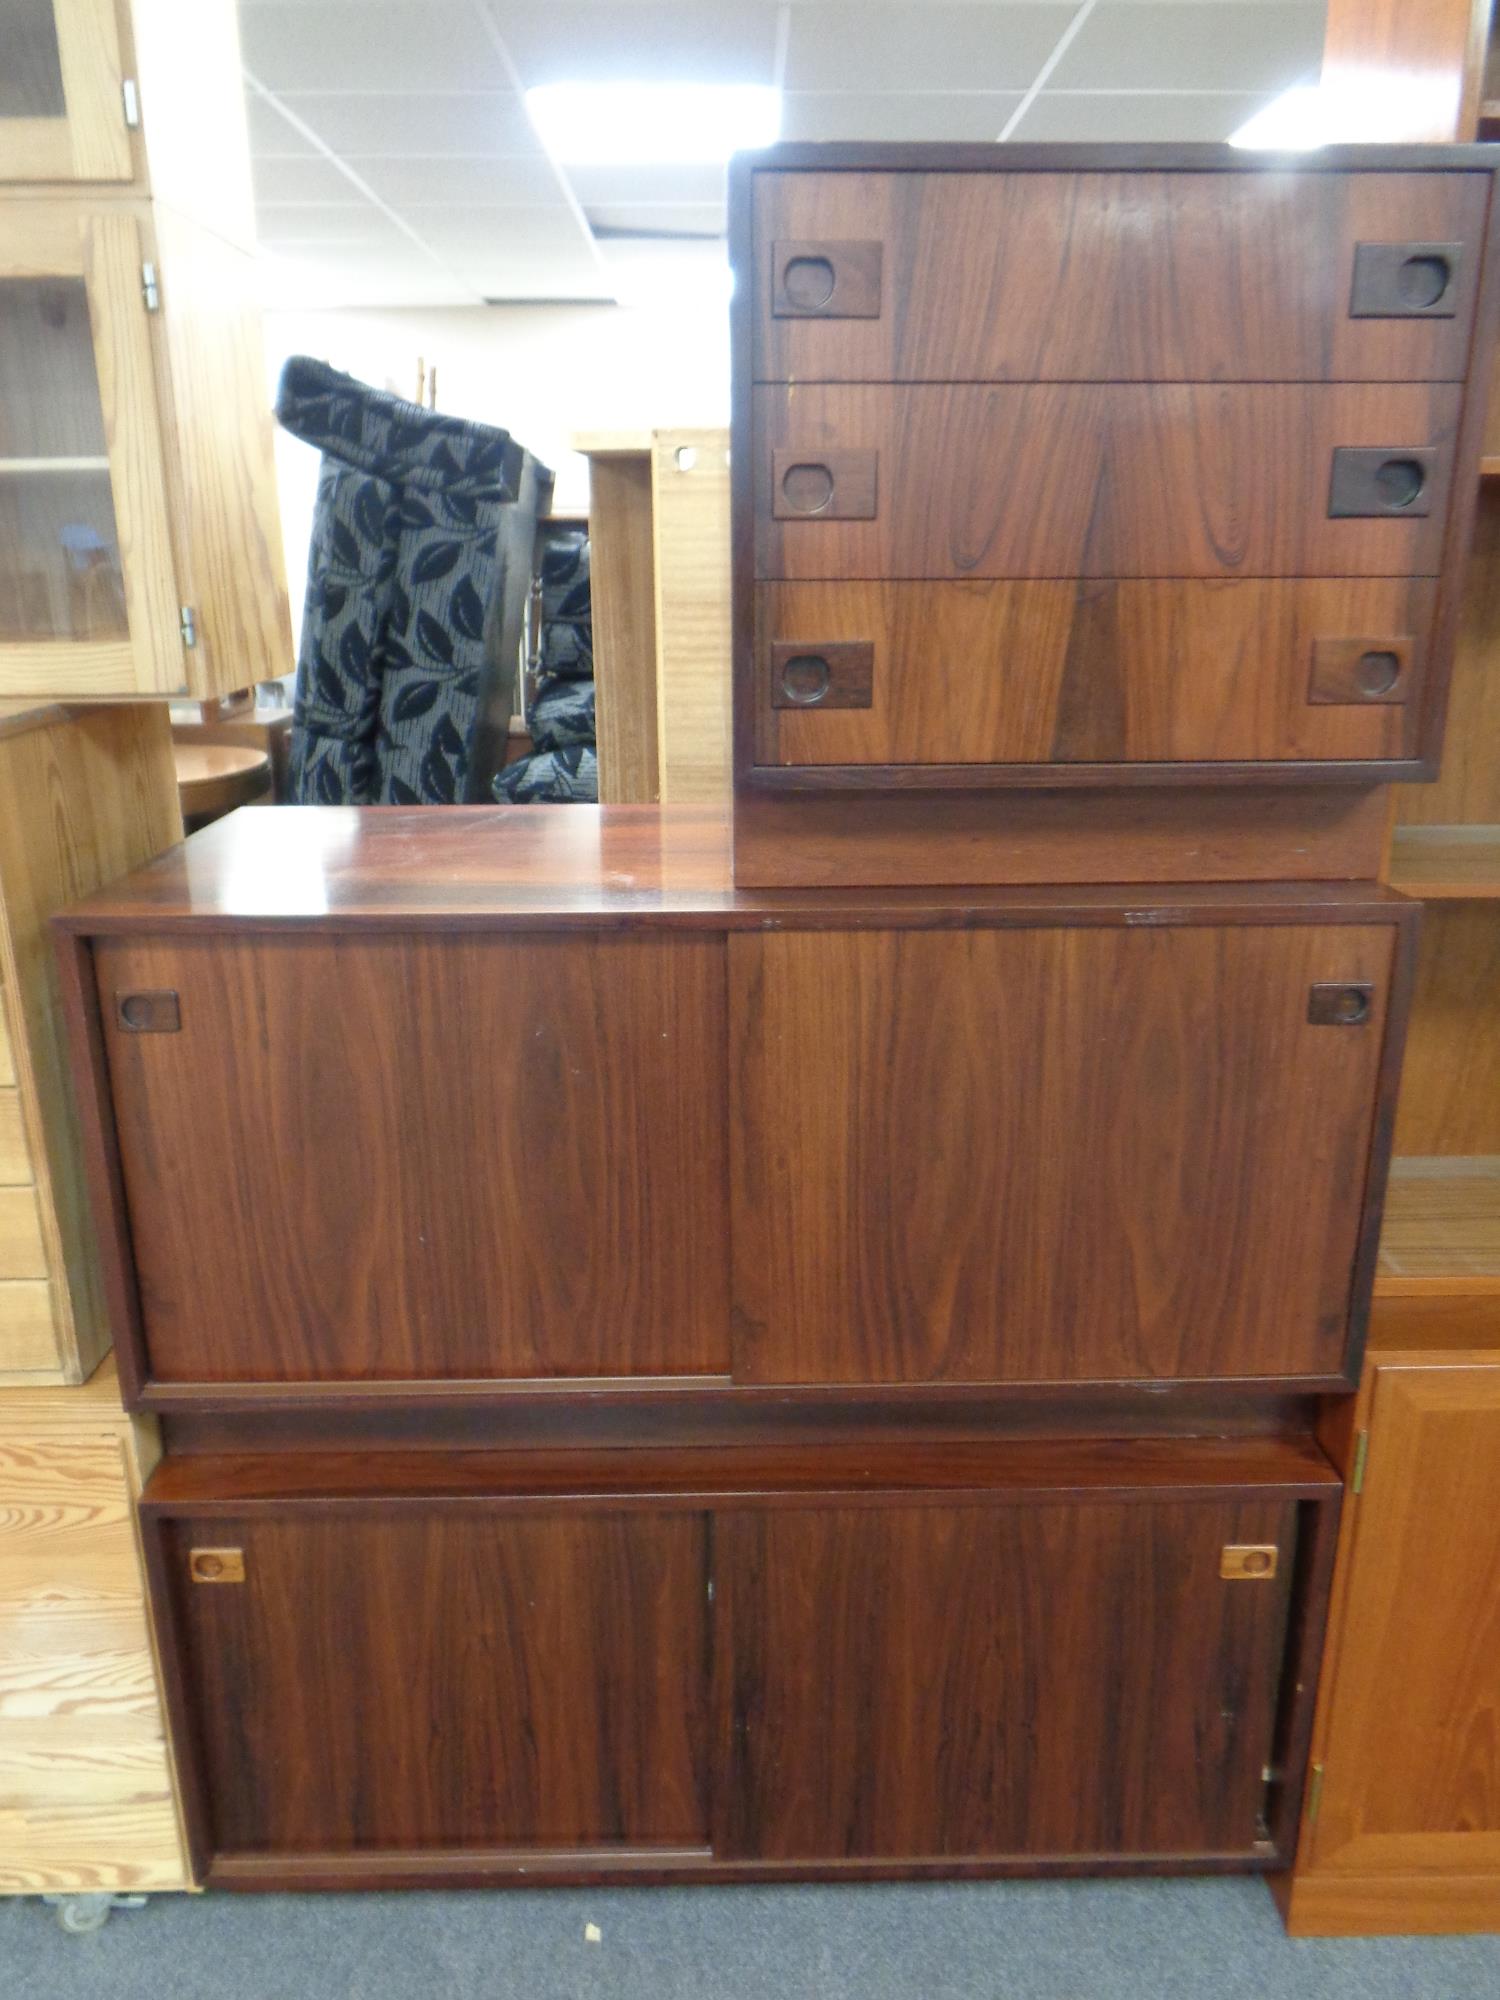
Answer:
146;208;292;701
755;384;1460;582
1323;0;1488;142
717;1497;1297;1860
588;452;661;803
160;1511;710;1855
753;171;1490;383
758;579;1429;768
1392;903;1500;1155
1398;480;1500;826
1310;1366;1500;1877
0;705;181;1382
731;924;1397;1384
652;430;731;805
97;933;730;1384
0;1427;186;1891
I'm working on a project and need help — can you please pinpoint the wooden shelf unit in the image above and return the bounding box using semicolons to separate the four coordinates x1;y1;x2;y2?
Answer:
1375;1157;1500;1294
1282;0;1500;1940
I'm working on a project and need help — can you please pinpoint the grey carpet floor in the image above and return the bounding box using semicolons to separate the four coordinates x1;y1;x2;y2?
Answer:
4;1878;1500;2000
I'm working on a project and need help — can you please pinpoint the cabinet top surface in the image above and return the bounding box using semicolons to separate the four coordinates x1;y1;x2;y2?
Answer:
56;805;1412;933
735;141;1500;177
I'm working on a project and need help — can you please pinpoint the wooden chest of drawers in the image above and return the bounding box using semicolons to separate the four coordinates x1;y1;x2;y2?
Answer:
731;146;1500;886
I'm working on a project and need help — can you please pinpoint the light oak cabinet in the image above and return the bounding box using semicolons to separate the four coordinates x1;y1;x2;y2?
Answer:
0;199;289;701
0;0;134;184
1282;1311;1500;1934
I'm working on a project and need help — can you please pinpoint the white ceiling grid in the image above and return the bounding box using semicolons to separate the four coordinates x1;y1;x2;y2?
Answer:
236;0;1328;307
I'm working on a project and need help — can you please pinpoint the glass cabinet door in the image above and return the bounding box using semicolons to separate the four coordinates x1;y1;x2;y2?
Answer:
0;208;183;696
0;0;134;182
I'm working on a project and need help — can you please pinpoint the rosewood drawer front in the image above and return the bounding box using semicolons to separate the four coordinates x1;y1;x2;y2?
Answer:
756;578;1433;770
93;932;730;1385
141;1435;1335;1881
754;384;1459;582
752;170;1489;384
730;921;1402;1386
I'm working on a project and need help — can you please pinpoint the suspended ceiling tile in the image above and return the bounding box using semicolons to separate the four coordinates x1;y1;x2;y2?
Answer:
276;91;543;157
783;4;1075;92
240;2;511;93
779;90;1025;142
1011;89;1274;141
347;156;566;207
1049;1;1327;92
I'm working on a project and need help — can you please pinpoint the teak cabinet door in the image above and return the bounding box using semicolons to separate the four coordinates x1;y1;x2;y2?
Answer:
0;206;185;697
97;933;729;1383
731;923;1397;1385
754;384;1459;583
0;0;134;182
753;171;1489;384
717;1495;1298;1861
158;1509;710;1857
1309;1365;1500;1880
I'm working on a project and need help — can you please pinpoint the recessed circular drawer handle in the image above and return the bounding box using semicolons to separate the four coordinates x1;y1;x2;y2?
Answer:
1375;457;1426;509
782;255;836;310
781;462;836;515
1355;648;1403;697
1307;984;1373;1027
780;653;832;705
1399;253;1452;308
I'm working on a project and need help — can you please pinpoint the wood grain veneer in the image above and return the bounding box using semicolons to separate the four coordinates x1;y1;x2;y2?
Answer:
753;167;1491;384
730;922;1404;1385
754;384;1460;583
93;931;729;1385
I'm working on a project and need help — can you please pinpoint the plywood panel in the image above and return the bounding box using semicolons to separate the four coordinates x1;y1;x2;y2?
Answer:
1391;902;1500;1155
587;451;659;803
1398;481;1500;826
0;1186;47;1279
652;430;730;804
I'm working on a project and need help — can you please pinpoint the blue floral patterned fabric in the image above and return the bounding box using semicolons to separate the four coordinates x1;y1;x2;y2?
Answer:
493;527;598;803
278;356;547;804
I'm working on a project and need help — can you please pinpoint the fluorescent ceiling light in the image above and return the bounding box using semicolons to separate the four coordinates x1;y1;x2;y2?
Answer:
1230;73;1460;148
525;83;780;164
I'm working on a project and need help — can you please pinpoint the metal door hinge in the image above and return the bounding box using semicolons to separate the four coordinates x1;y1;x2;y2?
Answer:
1351;1429;1370;1496
122;78;141;128
179;605;197;649
1305;1761;1325;1827
141;260;160;311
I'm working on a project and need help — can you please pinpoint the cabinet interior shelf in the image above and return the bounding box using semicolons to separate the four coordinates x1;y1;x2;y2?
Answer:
1387;825;1500;900
1376;1157;1500;1295
0;457;110;475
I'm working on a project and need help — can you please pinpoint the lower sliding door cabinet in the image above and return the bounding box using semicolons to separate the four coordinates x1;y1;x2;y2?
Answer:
140;1437;1339;1887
